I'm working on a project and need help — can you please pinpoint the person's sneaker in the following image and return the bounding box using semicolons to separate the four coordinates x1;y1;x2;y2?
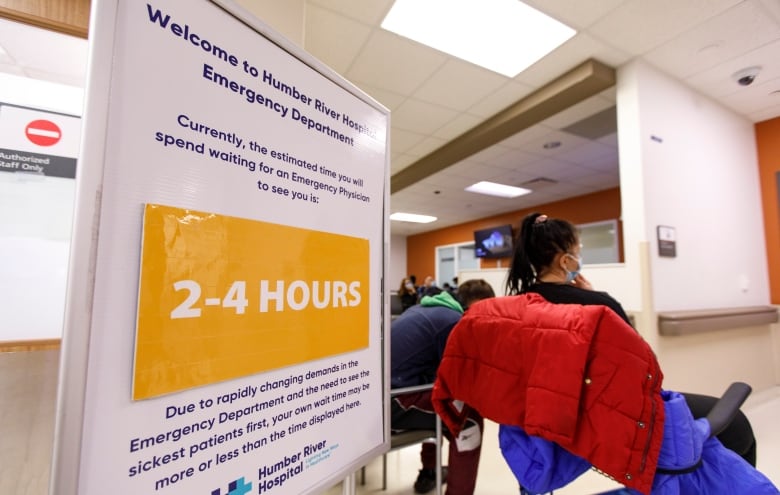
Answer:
413;466;448;493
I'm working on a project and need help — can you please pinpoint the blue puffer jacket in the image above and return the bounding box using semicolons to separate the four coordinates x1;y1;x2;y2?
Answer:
499;390;779;494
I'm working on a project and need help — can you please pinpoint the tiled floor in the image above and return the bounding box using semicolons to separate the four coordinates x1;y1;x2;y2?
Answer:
327;386;780;494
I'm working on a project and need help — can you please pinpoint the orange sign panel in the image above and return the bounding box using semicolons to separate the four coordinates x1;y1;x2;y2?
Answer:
133;204;369;400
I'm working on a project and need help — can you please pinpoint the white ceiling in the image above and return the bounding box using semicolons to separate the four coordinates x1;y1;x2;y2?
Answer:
2;0;779;236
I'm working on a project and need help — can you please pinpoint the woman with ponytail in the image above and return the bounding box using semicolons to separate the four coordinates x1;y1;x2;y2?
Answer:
505;212;631;324
503;211;757;468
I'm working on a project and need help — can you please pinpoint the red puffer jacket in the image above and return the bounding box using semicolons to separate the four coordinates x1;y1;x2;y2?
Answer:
432;293;664;495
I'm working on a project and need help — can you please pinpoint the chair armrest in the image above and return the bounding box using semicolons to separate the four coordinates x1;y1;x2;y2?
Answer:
706;382;752;437
390;383;434;397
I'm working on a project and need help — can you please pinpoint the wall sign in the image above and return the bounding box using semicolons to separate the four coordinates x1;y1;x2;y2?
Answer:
657;225;677;258
0;102;81;342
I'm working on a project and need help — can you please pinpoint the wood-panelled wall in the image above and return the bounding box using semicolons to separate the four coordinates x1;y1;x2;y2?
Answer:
0;0;90;38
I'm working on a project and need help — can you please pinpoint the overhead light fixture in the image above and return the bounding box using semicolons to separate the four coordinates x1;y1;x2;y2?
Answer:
381;0;576;77
390;212;438;223
465;181;531;198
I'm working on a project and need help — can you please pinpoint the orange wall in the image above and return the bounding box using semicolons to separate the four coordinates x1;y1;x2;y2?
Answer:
406;187;623;282
756;117;780;304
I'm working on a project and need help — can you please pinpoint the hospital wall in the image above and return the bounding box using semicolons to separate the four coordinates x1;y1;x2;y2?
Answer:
756;116;780;306
404;61;779;397
619;60;777;395
404;187;623;285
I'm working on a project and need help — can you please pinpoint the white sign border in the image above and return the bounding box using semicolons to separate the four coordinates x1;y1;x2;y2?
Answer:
50;1;392;494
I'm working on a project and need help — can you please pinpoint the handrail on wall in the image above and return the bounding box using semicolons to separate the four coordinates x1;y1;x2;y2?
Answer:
658;305;778;336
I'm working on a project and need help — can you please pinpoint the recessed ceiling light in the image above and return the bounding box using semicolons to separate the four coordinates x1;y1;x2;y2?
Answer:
390;212;438;223
543;141;561;149
465;181;531;198
381;0;576;77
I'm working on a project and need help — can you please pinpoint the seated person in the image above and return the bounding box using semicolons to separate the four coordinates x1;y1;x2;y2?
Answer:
431;213;775;493
504;212;757;466
417;275;437;301
391;279;495;495
398;277;419;313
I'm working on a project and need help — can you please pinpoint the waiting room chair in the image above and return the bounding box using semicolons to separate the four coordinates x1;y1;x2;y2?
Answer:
390;293;404;320
361;383;443;495
518;381;755;495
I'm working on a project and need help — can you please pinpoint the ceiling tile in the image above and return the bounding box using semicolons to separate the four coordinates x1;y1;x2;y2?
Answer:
514;32;630;87
307;0;395;25
684;39;780;98
467;80;536;118
486;168;541;188
2;0;778;239
557;140;617;166
406;136;448;158
720;75;780;114
750;100;780;122
541;95;615;130
588;0;742;55
643;1;780;79
353;82;407;110
758;0;780;23
516;130;590;158
390;127;426;154
412;59;508;111
304;4;372;74
390;153;419;174
598;132;619;148
522;0;628;29
345;29;447;94
447;159;500;180
466;143;514;163
488;148;544;170
391;98;460;134
572;172;622;188
499;123;558;149
431;112;485;141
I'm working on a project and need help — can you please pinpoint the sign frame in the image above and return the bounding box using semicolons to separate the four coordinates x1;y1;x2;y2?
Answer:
50;1;392;493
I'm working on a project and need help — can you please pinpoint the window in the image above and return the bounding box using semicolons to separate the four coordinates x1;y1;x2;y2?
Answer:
436;242;478;288
577;220;619;264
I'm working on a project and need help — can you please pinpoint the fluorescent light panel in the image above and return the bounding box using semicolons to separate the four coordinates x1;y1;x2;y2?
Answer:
381;0;576;77
465;181;531;198
390;212;438;223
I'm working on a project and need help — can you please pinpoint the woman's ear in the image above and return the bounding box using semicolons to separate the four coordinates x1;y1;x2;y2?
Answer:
556;252;570;273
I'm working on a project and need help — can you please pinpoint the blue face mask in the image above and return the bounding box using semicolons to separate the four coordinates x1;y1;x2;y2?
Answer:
564;253;582;283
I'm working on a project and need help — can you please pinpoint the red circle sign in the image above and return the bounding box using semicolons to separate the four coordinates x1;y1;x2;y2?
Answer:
25;119;62;146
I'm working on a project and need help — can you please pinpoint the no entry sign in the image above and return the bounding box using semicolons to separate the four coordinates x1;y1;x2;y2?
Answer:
25;119;62;146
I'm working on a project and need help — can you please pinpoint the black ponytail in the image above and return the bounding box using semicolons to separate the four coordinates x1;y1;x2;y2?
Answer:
505;212;578;294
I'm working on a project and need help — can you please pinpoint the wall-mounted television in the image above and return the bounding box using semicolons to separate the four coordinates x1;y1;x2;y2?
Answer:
474;224;514;258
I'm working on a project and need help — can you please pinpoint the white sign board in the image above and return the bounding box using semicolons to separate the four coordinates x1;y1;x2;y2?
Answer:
0;103;81;341
52;1;390;494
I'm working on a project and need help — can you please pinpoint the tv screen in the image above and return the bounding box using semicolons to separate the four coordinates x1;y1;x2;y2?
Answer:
474;224;514;258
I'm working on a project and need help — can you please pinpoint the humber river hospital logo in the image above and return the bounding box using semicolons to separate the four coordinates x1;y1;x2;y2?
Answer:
211;476;252;495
